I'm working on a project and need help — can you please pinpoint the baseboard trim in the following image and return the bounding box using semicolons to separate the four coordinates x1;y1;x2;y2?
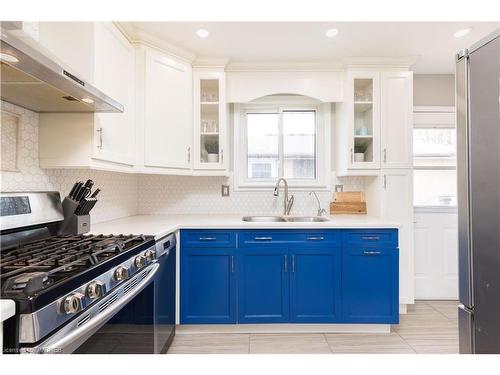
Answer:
176;323;392;334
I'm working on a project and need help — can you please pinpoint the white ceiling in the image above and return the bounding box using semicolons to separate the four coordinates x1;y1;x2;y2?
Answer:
129;22;499;73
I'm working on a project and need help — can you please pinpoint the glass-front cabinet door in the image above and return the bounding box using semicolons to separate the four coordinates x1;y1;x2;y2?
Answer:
348;71;380;169
193;69;227;172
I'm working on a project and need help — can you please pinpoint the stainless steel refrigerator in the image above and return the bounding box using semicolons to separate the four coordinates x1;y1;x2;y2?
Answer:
456;28;500;354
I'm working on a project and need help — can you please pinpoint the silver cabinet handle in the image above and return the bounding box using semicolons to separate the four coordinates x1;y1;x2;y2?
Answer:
350;148;354;163
363;251;382;255
199;237;216;241
291;255;295;273
383;148;387;163
383;175;387;190
284;255;288;273
231;256;235;273
221;148;224;163
307;236;324;241
362;236;380;241
187;146;191;163
96;127;103;149
255;236;273;241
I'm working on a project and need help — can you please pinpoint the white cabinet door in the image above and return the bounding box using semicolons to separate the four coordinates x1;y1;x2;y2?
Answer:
92;23;135;166
38;22;95;83
380;169;414;305
380;72;413;168
144;49;192;169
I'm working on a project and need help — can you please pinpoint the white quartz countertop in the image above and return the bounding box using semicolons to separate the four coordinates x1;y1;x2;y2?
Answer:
91;214;399;239
1;300;15;323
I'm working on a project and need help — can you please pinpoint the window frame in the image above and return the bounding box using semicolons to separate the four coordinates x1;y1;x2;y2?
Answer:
412;106;457;209
234;97;330;191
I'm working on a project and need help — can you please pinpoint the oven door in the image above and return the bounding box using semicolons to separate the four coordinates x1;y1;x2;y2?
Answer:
24;262;160;354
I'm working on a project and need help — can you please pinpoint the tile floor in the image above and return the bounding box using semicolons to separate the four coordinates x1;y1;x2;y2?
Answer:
168;300;459;354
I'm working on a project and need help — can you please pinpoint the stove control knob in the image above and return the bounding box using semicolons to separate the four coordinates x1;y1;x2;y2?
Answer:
86;280;106;299
144;250;156;262
113;266;129;281
62;293;85;315
134;255;146;269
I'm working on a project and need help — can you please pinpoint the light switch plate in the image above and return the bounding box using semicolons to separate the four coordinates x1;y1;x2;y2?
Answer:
221;184;230;197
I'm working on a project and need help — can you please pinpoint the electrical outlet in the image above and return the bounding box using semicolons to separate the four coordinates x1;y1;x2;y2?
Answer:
221;184;230;197
335;184;344;192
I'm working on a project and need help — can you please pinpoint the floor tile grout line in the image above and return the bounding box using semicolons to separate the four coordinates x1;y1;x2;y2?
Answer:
322;333;335;354
423;300;456;321
394;331;418;354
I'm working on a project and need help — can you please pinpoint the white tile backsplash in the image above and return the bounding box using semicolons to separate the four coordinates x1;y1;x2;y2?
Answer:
0;101;365;222
0;101;138;224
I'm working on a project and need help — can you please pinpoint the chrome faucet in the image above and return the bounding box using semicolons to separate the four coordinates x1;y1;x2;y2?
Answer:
309;191;327;216
274;178;294;216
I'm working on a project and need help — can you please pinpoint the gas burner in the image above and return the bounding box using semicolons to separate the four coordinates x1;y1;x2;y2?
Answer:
0;234;153;298
2;272;49;295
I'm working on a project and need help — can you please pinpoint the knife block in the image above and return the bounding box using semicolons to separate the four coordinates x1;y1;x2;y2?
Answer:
58;197;91;235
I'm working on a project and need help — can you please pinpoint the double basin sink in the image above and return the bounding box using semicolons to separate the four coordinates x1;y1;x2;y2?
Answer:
242;216;330;223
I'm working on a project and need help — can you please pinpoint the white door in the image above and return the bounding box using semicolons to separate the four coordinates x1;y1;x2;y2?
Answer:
380;72;413;168
93;23;135;166
414;209;458;299
380;169;414;305
144;49;192;169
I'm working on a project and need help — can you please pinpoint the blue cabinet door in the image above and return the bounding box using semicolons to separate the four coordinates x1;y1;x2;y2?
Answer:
181;248;236;324
238;247;289;323
342;247;399;323
289;247;342;323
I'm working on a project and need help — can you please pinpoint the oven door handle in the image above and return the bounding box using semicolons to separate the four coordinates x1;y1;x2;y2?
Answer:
24;263;160;354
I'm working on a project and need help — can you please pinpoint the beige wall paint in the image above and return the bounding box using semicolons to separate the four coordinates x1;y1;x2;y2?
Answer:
414;74;455;106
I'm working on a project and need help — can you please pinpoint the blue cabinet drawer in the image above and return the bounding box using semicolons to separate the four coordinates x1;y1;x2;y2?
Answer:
239;230;341;247
181;230;236;248
342;229;398;248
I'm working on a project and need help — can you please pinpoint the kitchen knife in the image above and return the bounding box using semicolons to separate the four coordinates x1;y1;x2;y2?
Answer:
68;182;81;199
71;182;84;201
90;188;100;198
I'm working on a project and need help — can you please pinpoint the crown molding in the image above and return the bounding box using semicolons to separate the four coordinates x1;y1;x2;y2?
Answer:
225;61;344;72
115;22;197;63
342;56;418;70
193;58;230;68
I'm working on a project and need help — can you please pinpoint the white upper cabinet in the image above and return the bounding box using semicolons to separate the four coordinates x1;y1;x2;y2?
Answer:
336;69;413;175
39;23;136;172
92;23;135;166
142;48;193;170
193;68;228;174
380;71;413;168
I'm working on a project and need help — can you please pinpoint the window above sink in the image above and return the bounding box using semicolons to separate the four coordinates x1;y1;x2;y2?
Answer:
233;95;331;191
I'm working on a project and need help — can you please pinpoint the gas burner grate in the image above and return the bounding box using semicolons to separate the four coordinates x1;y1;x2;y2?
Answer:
0;234;149;296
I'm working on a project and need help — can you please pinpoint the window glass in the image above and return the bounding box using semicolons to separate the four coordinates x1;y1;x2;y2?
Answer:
247;113;279;179
283;110;316;179
413;127;457;206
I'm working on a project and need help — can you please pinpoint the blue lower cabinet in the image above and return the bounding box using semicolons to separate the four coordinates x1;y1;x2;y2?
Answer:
180;248;237;324
342;247;399;323
289;247;342;323
238;247;289;323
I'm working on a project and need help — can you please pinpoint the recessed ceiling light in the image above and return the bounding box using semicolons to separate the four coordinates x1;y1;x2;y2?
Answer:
81;98;94;104
0;52;19;63
196;29;209;38
454;28;472;38
325;28;339;38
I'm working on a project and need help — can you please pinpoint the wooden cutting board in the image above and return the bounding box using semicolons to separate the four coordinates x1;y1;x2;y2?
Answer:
330;191;367;214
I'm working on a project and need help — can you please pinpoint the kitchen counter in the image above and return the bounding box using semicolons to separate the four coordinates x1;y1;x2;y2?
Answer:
91;214;399;239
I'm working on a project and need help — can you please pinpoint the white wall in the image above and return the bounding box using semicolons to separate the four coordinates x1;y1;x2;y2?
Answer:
414;74;455;106
0;101;138;224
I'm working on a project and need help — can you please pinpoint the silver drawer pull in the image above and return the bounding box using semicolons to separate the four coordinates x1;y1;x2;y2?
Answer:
307;236;324;241
255;236;273;241
362;236;380;241
363;251;382;255
199;237;217;241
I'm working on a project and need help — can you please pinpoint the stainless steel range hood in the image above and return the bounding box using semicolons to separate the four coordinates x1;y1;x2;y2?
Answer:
0;26;123;113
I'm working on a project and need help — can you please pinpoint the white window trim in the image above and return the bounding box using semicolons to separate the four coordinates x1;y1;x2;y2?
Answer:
233;97;331;191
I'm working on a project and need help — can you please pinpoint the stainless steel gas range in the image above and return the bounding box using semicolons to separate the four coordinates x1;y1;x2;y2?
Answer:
0;191;176;354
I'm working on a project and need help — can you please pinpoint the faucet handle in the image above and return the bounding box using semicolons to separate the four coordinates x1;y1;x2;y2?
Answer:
286;194;295;215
